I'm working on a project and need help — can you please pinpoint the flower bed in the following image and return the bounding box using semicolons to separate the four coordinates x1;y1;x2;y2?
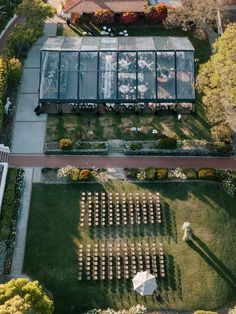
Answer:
41;167;107;183
44;141;108;155
125;167;229;184
124;140;232;156
0;168;24;274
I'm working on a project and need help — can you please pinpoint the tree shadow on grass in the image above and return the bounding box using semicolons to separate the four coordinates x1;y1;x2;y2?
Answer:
161;202;177;242
187;237;236;289
163;254;182;300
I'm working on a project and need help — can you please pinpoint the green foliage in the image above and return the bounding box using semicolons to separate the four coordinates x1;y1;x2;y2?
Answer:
16;0;55;22
0;278;54;314
125;168;139;179
3;0;55;59
0;0;22;32
7;57;22;85
79;169;91;181
198;168;216;181
157;137;177;149
129;142;143;150
214;141;232;154
0;57;7;133
211;123;232;145
70;168;80;181
197;24;236;116
156;168;168;180
145;168;156;181
183;168;198;180
0;168;18;240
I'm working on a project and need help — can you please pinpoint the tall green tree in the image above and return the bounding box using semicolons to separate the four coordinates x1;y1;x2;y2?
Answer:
0;278;54;314
196;23;236;124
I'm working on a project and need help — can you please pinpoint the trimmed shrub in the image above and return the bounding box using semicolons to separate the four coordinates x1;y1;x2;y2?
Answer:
214;141;232;154
129;142;143;150
145;3;168;22
157;137;177;149
125;168;139;179
145;168;156;181
59;138;73;150
79;169;91;181
7;57;22;86
198;168;216;181
92;10;114;24
156;168;168;180
183;168;198;180
120;12;139;24
70;168;80;181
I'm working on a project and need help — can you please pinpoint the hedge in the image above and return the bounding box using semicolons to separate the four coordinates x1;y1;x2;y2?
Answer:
183;168;198;180
146;168;156;181
0;57;8;133
156;168;168;180
198;168;216;181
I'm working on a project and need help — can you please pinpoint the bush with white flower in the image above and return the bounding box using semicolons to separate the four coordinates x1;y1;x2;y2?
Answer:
57;165;74;181
168;167;187;180
137;170;146;181
222;170;236;196
85;305;147;314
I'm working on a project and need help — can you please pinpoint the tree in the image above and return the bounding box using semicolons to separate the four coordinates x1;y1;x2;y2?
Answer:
16;0;56;24
196;23;236;117
0;278;54;314
164;0;224;31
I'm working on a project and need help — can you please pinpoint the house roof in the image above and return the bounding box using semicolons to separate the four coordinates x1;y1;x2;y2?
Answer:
64;0;148;14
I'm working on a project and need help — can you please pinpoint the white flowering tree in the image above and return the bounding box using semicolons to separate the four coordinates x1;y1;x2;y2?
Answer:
182;222;192;241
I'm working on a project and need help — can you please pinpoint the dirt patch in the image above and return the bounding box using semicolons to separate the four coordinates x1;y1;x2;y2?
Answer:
120;117;133;128
103;126;115;138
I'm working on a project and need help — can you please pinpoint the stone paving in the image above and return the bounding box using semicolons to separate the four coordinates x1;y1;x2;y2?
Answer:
11;23;57;154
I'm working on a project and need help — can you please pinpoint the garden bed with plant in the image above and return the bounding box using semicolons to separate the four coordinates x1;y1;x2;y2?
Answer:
41;167;107;183
124;139;232;156
44;139;108;155
0;168;24;274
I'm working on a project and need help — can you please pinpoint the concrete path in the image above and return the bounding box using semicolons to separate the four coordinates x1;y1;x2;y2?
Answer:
11;23;57;154
8;154;236;169
11;168;33;276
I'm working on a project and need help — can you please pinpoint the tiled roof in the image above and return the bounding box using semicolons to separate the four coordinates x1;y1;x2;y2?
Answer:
64;0;148;13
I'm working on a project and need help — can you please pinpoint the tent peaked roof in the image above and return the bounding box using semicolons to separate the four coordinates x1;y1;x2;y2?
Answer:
132;270;157;296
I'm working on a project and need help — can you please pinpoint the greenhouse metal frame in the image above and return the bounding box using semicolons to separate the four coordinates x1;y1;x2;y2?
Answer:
39;36;195;105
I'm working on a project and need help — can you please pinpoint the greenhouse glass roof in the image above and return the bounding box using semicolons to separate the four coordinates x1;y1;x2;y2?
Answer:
39;36;195;103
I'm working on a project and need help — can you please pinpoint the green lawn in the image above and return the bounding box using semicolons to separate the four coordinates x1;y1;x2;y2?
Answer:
46;110;211;142
24;181;236;314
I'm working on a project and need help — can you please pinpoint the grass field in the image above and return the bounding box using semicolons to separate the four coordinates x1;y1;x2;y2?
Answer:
24;181;236;314
46;110;211;142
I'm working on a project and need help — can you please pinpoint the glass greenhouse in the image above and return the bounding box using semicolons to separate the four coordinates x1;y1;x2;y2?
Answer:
39;36;195;105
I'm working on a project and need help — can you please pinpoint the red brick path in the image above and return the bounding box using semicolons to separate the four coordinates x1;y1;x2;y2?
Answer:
8;154;236;169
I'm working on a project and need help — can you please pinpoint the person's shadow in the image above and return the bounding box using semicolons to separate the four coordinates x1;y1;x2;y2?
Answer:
187;234;236;288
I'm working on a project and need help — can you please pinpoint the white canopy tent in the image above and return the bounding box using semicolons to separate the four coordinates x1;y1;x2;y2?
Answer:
132;270;157;296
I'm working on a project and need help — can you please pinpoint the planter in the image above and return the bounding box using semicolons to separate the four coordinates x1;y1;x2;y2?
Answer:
44;141;108;155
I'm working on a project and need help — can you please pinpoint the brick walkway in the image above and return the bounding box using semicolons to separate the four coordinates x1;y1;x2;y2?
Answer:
8;154;236;169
